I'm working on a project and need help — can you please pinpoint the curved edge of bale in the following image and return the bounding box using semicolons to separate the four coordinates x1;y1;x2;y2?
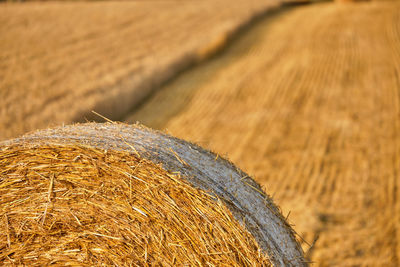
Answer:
1;122;306;266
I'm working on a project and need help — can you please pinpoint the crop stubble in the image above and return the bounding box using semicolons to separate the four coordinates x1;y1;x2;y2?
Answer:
0;0;278;140
127;2;400;265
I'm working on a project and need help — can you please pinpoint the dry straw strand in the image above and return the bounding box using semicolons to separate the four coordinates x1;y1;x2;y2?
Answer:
0;144;272;266
0;122;306;266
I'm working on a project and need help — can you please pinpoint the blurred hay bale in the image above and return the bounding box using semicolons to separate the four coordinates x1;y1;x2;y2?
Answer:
0;123;306;266
335;0;370;3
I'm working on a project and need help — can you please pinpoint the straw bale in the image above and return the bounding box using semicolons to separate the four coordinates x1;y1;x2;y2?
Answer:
0;123;306;266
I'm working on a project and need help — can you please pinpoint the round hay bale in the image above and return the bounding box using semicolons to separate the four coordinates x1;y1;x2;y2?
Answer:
335;0;369;3
0;122;306;266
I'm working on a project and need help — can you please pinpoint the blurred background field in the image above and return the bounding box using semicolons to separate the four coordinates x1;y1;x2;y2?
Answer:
0;0;278;140
127;2;400;265
2;0;400;266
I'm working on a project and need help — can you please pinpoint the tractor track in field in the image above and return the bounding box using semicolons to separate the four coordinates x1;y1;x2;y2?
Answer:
126;1;400;265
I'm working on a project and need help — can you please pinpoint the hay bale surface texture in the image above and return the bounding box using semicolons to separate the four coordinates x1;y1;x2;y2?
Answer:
0;123;305;266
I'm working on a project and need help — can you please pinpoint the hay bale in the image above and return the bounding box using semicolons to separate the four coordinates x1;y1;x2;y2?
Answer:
0;123;306;266
335;0;370;3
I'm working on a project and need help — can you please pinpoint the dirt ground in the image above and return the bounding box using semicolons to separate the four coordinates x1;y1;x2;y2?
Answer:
0;0;278;140
127;1;400;265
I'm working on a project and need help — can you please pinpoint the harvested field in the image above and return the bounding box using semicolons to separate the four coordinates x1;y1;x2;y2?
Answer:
126;1;400;266
0;123;306;266
0;0;279;141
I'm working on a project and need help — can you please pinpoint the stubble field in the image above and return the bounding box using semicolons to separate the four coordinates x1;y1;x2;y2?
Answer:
2;0;400;265
127;1;400;265
0;0;278;140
